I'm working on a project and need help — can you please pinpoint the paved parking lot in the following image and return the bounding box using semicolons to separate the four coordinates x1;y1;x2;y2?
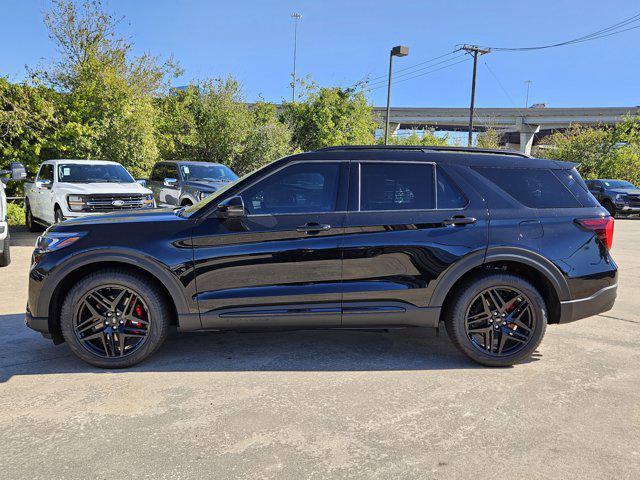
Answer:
1;222;639;480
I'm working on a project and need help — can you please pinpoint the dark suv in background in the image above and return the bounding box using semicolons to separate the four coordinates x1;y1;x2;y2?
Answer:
586;179;640;217
26;146;617;368
148;160;238;207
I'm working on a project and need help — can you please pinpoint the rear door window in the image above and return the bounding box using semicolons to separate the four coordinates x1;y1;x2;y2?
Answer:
474;167;581;208
360;162;435;211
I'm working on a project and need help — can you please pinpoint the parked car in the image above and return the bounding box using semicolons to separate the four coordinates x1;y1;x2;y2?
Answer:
23;160;155;231
148;160;238;207
26;146;617;368
585;179;640;217
0;162;27;267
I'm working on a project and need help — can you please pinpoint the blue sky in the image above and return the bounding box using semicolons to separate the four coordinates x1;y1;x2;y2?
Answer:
2;0;639;108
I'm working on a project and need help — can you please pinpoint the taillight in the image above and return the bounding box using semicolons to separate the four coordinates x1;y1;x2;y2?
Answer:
575;217;614;250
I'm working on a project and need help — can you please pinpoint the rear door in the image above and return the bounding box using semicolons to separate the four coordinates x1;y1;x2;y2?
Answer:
191;160;349;328
341;160;488;327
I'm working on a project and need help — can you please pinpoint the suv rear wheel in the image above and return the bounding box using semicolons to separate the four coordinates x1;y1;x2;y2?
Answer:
60;269;170;368
444;272;547;367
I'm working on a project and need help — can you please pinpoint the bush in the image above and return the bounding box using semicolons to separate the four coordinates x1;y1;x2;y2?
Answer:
6;201;25;226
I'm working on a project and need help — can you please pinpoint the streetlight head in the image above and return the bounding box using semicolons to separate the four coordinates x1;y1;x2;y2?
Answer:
291;12;302;20
391;45;409;57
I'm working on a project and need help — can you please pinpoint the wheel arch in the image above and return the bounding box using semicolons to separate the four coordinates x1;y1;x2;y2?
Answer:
432;247;570;325
44;251;195;337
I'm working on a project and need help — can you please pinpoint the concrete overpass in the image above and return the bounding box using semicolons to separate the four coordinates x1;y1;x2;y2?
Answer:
372;106;640;154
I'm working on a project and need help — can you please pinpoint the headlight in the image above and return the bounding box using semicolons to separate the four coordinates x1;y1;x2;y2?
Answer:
615;194;628;202
142;194;155;208
35;231;86;253
67;195;86;211
197;191;214;201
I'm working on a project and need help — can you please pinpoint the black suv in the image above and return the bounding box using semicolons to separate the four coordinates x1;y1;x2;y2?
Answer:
26;146;617;368
148;160;238;207
585;179;640;217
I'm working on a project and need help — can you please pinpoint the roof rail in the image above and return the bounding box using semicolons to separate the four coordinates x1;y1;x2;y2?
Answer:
314;145;530;158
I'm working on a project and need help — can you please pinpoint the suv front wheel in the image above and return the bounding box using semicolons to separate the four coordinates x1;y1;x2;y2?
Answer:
60;269;170;368
444;272;547;367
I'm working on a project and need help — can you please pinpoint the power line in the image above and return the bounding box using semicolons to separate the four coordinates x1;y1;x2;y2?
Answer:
485;12;640;51
365;53;467;89
364;50;458;83
365;57;471;91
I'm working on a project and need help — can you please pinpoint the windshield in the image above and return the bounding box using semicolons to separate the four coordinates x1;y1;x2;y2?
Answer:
58;163;135;183
603;180;636;189
180;164;237;182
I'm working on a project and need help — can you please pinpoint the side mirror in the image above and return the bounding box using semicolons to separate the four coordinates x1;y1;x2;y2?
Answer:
36;179;52;189
163;177;178;187
215;196;245;218
10;162;26;181
136;179;147;187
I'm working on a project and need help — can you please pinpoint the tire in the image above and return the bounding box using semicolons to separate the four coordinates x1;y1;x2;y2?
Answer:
602;200;617;218
444;272;547;367
0;234;9;267
25;203;43;232
60;269;170;368
54;207;64;224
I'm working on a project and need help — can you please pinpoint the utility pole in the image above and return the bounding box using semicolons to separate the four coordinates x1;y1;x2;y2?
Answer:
524;80;532;109
461;45;490;147
291;13;302;102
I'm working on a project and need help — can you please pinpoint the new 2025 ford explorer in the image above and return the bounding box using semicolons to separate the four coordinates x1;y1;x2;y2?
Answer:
25;146;618;368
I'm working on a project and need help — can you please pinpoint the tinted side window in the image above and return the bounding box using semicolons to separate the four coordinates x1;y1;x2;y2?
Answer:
38;164;54;182
553;168;599;207
150;164;165;181
436;167;467;209
474;167;581;208
242;162;340;215
360;163;434;211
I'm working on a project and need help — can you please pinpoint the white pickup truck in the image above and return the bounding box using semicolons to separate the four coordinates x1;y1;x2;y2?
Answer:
1;162;27;266
24;160;155;231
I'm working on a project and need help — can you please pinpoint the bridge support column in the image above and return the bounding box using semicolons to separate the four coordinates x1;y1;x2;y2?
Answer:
516;118;540;155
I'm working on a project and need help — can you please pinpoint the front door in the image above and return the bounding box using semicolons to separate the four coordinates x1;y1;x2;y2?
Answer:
341;161;488;327
191;160;349;328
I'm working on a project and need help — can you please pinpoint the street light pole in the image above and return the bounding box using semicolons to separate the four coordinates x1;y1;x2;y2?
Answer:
461;45;490;147
384;45;409;145
524;80;532;109
291;13;302;102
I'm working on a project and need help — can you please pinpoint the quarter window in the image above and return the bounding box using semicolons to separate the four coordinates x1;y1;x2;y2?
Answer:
436;168;467;209
241;162;341;215
360;163;434;211
474;167;581;208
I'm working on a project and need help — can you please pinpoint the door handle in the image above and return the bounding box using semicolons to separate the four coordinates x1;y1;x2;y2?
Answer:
443;216;477;226
296;222;331;233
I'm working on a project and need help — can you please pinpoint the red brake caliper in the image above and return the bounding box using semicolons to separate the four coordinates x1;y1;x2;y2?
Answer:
132;303;144;328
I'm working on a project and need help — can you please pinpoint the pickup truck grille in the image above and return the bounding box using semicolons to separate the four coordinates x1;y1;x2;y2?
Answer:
83;194;147;212
626;194;640;207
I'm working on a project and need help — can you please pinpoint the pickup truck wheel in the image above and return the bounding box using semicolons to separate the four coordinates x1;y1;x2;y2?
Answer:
25;203;43;232
60;269;170;368
0;234;10;267
54;207;64;224
444;272;547;367
602;200;617;218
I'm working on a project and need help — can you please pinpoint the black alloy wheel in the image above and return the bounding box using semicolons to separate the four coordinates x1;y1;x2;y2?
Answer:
464;287;535;357
72;285;152;358
60;269;170;368
25;203;42;232
445;272;547;367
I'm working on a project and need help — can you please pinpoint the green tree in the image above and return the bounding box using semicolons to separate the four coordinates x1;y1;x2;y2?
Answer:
540;116;640;184
476;128;502;149
35;0;180;176
382;129;451;146
282;80;376;150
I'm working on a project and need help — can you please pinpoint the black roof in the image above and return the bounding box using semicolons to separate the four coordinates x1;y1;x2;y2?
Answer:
291;145;575;169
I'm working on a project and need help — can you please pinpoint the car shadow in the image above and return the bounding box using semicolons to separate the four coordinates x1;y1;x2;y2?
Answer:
9;225;39;247
0;312;538;382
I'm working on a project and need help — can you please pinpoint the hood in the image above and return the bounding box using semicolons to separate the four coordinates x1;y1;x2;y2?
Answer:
610;188;640;196
55;208;181;227
57;182;152;195
183;179;230;191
